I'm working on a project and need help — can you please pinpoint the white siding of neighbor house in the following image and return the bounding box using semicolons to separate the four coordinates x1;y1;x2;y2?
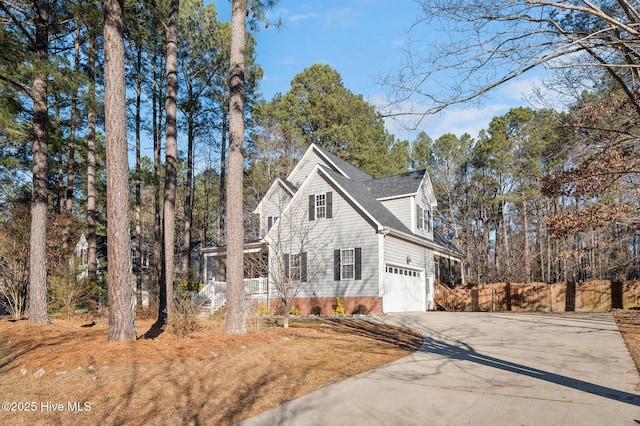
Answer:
270;171;380;299
259;184;292;238
380;196;412;229
288;149;328;188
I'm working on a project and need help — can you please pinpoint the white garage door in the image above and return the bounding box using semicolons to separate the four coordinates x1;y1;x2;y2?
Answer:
383;266;425;312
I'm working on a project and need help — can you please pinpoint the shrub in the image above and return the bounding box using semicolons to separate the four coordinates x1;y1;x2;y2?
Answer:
169;291;201;338
290;306;301;316
310;306;322;315
333;297;345;316
352;304;369;315
255;304;270;316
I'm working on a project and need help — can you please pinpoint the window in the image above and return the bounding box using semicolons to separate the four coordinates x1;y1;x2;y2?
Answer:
334;247;361;281
309;192;333;220
416;205;432;232
341;249;355;279
385;265;420;278
284;252;307;282
316;193;326;219
267;216;278;231
290;253;301;281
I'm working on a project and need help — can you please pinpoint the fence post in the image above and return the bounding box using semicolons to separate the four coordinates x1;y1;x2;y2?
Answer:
566;281;576;312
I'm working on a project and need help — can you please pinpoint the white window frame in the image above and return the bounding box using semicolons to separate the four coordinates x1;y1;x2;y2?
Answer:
316;193;326;219
290;253;302;281
341;248;355;280
417;205;432;232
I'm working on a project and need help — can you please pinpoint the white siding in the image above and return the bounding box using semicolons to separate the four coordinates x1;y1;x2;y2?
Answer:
414;187;434;240
260;185;292;238
270;172;380;299
384;236;435;281
288;150;327;188
380;196;412;229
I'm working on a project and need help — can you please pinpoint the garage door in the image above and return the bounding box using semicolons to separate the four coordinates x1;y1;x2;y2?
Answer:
383;265;425;312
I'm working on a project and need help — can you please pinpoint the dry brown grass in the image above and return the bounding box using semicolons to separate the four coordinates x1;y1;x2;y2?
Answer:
613;309;640;376
0;314;422;425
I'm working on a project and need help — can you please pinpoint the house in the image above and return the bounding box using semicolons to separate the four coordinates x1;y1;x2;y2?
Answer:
200;143;463;314
75;233;152;307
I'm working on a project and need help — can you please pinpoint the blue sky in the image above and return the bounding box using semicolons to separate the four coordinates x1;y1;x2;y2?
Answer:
212;0;549;142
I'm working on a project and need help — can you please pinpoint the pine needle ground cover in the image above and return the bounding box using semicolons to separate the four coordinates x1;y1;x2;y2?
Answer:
0;316;422;425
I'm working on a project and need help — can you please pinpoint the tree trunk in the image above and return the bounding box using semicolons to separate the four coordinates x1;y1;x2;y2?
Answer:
153;55;162;313
104;0;136;341
181;113;194;277
87;30;97;279
225;0;247;334
135;41;143;309
522;196;530;283
28;0;50;325
161;0;180;323
219;107;228;245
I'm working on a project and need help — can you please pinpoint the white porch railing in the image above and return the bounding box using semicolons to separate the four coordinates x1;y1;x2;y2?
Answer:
196;277;268;314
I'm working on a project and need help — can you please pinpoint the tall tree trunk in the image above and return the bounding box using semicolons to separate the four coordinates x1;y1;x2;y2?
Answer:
161;0;179;323
28;0;50;325
225;0;247;334
522;195;530;283
182;114;194;277
152;55;162;312
219;106;228;245
87;28;97;279
104;0;136;341
135;41;143;309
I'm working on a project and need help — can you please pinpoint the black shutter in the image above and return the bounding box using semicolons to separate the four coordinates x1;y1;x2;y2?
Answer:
355;247;362;280
267;216;273;230
334;249;341;281
301;252;307;282
309;195;315;221
416;206;421;229
284;254;290;279
326;191;333;218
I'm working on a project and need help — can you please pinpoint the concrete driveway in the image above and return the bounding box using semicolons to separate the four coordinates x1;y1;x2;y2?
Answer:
239;312;640;426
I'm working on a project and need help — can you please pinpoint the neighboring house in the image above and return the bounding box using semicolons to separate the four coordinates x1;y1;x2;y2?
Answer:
75;233;151;307
201;143;463;314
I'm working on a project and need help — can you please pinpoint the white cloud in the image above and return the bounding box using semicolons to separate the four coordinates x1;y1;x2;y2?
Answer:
323;8;357;30
289;12;319;23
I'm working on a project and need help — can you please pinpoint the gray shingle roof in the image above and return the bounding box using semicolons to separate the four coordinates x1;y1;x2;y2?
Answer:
364;170;427;199
317;166;461;257
313;145;374;182
320;166;412;233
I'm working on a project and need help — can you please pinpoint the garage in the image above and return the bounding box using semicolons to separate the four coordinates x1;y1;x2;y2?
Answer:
383;265;425;312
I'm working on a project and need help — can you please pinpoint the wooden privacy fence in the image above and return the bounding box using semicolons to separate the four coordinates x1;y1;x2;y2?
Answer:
440;280;640;312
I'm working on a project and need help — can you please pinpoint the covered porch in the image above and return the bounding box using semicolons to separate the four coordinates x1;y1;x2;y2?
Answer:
199;240;270;313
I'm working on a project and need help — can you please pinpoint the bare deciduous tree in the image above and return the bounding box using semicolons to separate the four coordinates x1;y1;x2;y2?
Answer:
386;0;640;117
262;194;333;328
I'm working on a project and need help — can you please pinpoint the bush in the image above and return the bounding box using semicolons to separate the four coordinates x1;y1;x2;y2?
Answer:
169;291;200;338
255;304;270;316
290;306;301;316
310;306;322;315
332;297;345;316
352;304;369;315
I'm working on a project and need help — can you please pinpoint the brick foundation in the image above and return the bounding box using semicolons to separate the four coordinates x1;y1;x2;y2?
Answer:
269;296;383;315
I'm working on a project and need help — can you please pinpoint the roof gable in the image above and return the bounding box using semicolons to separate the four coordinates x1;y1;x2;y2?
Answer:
286;144;373;186
253;177;296;214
